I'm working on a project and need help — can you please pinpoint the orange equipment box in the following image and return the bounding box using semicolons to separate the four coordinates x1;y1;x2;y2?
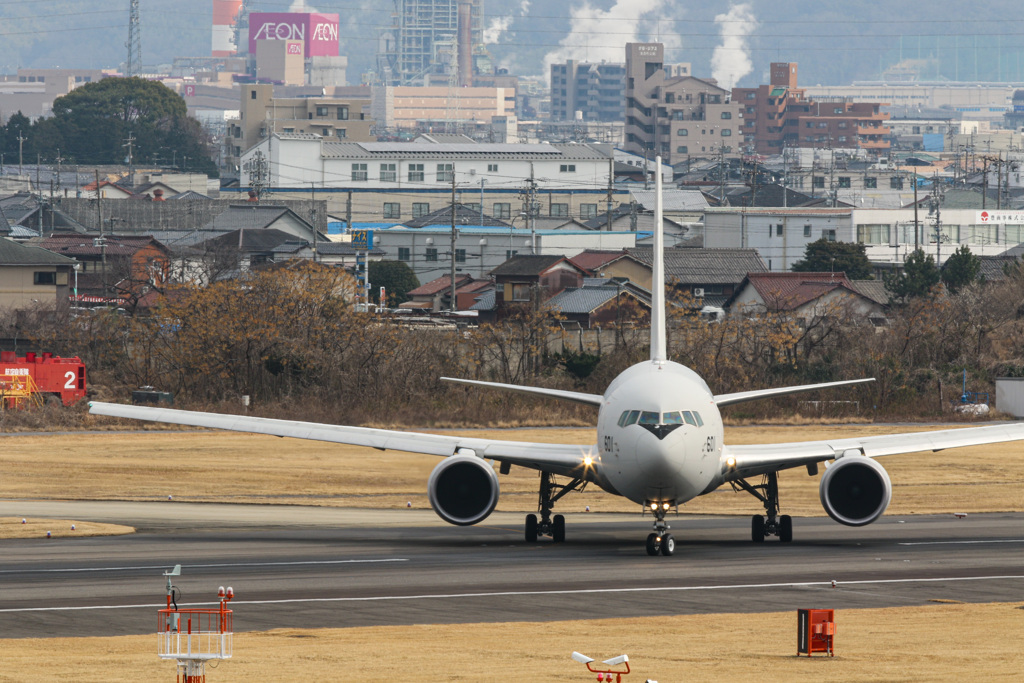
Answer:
797;608;835;657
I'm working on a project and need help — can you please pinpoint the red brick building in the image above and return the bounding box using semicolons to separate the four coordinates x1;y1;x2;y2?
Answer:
733;63;889;157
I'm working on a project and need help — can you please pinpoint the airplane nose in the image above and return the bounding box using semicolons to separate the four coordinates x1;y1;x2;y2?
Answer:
635;428;687;477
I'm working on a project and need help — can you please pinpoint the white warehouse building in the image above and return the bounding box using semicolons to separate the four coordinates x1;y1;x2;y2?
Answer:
238;134;624;224
704;207;1024;271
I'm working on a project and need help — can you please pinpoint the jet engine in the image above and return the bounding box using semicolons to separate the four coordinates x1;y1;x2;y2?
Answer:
427;454;500;526
819;455;892;526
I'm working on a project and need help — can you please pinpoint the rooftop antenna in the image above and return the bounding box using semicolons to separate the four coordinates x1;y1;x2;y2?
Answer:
126;0;142;77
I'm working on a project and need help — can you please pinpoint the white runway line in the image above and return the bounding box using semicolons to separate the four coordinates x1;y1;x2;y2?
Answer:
898;539;1024;546
0;558;408;575
3;574;1022;613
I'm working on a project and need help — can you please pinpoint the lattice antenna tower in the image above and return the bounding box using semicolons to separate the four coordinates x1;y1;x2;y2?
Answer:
126;0;142;77
445;39;460;134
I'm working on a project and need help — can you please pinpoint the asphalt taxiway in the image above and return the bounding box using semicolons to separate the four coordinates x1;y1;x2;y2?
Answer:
1;500;1022;638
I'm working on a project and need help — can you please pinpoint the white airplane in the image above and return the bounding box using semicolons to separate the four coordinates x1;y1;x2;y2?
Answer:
89;160;1024;557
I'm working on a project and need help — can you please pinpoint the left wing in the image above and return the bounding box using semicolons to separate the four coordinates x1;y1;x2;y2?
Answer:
88;402;596;478
722;421;1024;480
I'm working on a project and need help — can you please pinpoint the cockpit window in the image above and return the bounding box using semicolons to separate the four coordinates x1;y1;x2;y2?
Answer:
693;411;704;426
663;411;684;425
681;411;697;426
638;411;660;425
618;410;641;427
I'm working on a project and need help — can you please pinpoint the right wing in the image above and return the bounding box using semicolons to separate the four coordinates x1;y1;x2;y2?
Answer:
88;402;597;478
441;377;604;406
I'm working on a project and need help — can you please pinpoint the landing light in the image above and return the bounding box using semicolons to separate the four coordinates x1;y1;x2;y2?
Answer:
583;455;594;467
662;502;670;511
726;456;737;469
650;503;658;511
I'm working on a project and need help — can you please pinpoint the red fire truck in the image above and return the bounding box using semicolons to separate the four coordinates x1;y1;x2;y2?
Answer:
0;351;87;407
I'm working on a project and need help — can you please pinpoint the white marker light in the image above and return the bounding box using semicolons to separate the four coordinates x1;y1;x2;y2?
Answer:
21;519;26;524
70;524;76;531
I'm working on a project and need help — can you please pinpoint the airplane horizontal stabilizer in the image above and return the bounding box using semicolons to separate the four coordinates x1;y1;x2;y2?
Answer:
714;378;875;407
441;377;603;406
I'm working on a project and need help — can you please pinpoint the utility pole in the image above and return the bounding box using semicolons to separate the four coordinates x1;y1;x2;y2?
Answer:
17;133;26;175
450;174;458;311
124;133;136;187
55;149;64;195
606;157;614;231
310;183;318;263
95;170;107;297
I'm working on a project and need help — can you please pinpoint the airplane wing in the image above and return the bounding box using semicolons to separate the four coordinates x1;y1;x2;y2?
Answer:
722;421;1024;480
87;402;596;479
441;377;604;406
714;378;875;406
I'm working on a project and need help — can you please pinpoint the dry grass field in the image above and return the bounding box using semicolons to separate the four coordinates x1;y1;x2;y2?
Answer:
2;424;1023;681
0;602;1021;682
0;517;133;539
1;423;1023;518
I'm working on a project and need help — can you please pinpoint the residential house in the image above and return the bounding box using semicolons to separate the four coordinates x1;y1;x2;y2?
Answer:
483;254;588;320
403;274;491;312
600;247;768;307
0;237;76;311
545;278;651;329
36;234;171;304
726;271;888;326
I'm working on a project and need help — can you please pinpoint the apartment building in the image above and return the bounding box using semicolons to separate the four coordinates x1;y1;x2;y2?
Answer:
623;43;742;164
370;85;516;129
732;63;890;157
225;83;374;169
549;60;626;122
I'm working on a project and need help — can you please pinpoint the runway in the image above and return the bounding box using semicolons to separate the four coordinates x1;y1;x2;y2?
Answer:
2;500;1023;639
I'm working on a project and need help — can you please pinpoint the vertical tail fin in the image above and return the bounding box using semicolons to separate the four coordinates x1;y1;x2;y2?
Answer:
650;156;666;362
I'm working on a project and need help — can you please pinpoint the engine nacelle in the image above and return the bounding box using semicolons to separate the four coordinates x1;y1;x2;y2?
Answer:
819;455;892;526
427;455;500;526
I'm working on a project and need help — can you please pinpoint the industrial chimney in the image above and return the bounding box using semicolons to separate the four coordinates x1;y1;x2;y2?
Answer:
458;1;473;87
212;0;244;57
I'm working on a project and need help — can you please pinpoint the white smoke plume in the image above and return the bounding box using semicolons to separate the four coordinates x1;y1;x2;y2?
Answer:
543;0;670;73
484;0;531;45
710;4;757;89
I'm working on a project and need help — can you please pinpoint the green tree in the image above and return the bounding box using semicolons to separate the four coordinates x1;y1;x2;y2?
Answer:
791;239;874;279
47;77;216;174
884;248;941;304
941;245;982;294
368;260;420;307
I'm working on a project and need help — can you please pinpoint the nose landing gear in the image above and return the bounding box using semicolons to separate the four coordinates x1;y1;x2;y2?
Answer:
644;502;675;556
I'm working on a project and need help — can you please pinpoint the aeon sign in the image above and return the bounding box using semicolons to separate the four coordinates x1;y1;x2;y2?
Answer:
248;12;339;58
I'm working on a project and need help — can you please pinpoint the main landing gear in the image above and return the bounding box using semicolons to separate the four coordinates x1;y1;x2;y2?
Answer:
732;471;792;543
525;471;585;543
644;503;675;556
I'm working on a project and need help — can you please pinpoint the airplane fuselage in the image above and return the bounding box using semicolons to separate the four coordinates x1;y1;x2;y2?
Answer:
593;359;725;507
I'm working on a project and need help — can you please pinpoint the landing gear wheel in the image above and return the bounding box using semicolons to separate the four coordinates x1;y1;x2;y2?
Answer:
751;514;765;543
659;534;675;556
645;532;660;556
552;514;566;543
779;514;793;543
525;514;538;543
